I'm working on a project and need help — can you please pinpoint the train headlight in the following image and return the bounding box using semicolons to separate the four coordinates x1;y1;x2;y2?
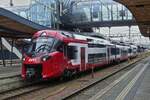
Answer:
23;57;26;61
42;57;47;61
41;55;51;62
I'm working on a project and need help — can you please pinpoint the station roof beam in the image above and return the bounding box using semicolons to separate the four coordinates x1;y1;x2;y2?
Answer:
0;7;49;38
114;0;150;37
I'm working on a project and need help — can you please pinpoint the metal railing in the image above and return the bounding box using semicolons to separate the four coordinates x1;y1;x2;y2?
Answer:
1;38;22;59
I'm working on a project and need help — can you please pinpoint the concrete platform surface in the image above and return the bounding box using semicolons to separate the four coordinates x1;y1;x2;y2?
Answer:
88;57;150;100
133;62;150;100
0;65;21;79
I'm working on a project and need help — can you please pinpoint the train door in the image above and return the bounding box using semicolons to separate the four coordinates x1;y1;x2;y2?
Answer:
115;45;117;60
107;46;111;64
80;47;86;71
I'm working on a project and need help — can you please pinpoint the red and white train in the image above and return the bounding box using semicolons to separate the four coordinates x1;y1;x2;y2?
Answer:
22;30;138;80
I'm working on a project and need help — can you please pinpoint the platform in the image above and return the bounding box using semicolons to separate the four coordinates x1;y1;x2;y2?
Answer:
116;58;150;100
88;56;150;100
0;7;49;38
0;65;21;79
133;62;150;100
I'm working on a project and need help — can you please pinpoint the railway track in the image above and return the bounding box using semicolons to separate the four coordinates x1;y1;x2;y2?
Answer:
0;75;46;100
0;81;55;100
0;54;148;100
0;73;20;80
0;75;21;87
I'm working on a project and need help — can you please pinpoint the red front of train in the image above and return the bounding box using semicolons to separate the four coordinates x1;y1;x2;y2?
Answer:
21;30;76;80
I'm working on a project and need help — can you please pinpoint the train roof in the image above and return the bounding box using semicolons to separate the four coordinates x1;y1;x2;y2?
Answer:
35;30;139;47
73;33;111;45
79;32;106;39
37;30;107;40
56;30;111;45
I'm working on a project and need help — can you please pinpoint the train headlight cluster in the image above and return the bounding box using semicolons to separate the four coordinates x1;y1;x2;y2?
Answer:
41;55;51;62
23;57;26;61
42;58;46;61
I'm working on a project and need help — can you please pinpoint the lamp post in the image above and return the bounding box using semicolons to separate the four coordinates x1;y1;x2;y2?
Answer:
10;0;13;6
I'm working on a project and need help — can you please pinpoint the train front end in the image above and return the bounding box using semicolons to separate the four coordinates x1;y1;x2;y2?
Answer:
21;30;65;80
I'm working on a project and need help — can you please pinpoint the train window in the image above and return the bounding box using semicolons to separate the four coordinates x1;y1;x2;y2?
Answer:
111;48;116;55
46;39;63;52
115;48;119;54
87;38;93;42
56;41;64;52
88;53;106;64
66;46;77;59
97;44;106;48
121;50;128;56
128;48;132;53
88;44;106;48
28;36;55;54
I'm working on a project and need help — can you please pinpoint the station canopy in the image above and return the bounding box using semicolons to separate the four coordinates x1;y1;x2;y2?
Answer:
0;7;49;38
115;0;150;37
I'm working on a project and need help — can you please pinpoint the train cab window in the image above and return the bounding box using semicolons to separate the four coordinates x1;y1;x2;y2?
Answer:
55;41;64;52
28;36;55;55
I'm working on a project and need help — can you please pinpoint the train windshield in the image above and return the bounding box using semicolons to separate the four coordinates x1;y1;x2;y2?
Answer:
28;36;54;54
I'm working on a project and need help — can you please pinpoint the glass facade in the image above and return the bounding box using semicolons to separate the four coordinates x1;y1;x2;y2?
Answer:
27;0;58;27
70;0;134;24
9;0;134;28
12;0;59;28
